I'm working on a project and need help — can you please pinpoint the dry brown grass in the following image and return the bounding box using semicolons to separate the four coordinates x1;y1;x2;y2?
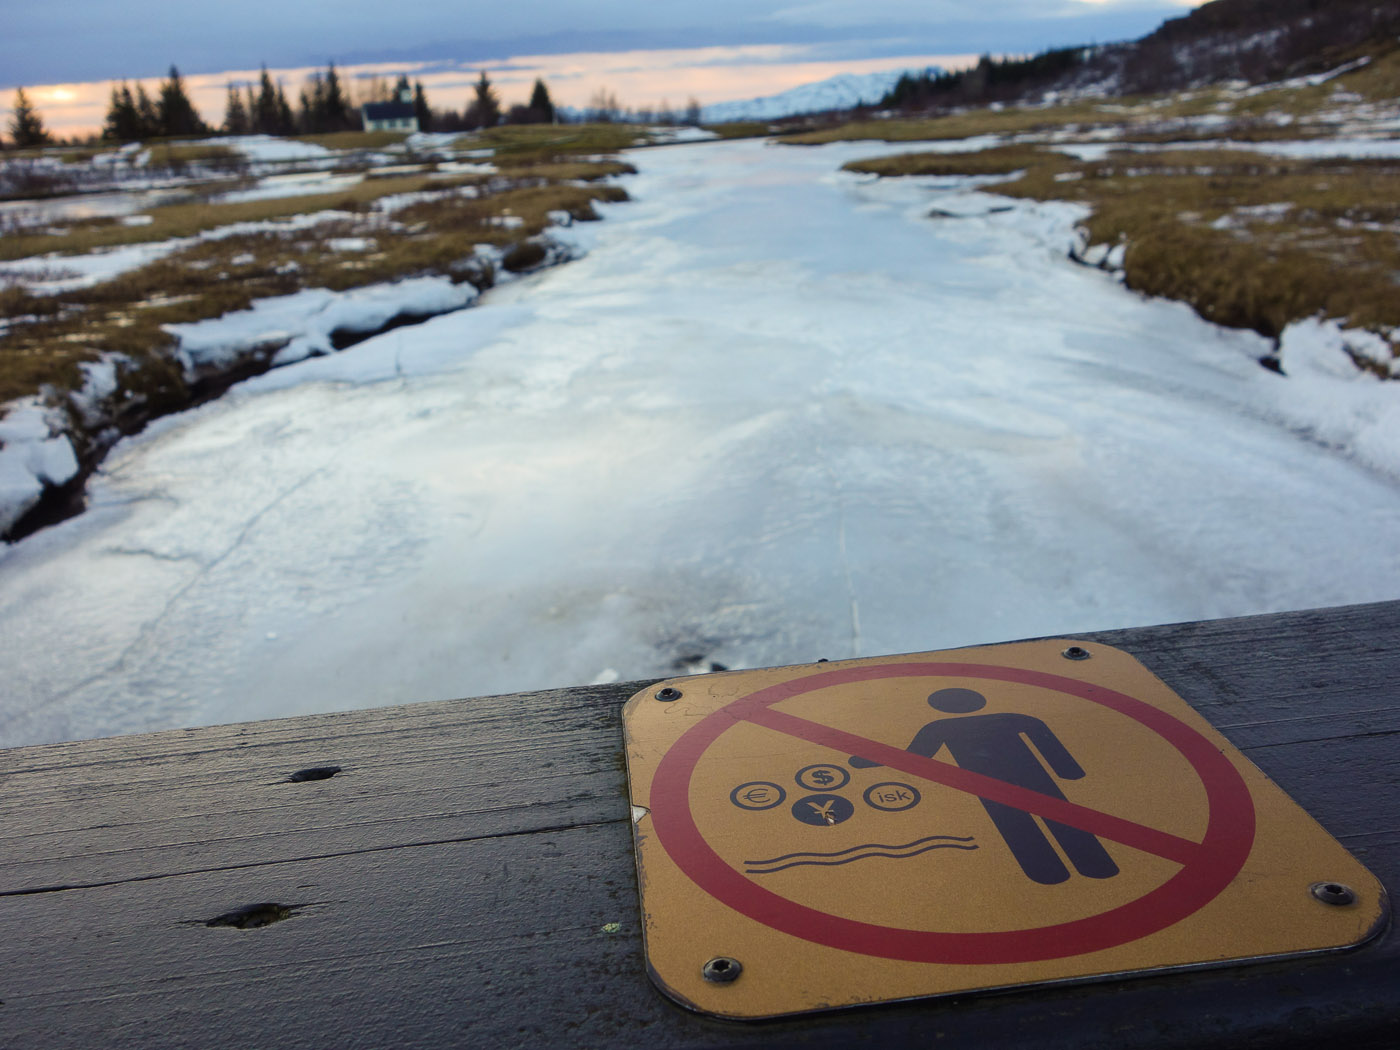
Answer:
142;143;244;168
844;146;1077;178
703;122;772;140
488;158;637;181
848;144;1400;359
0;169;631;406
293;130;411;150
783;102;1127;145
1336;43;1400;102
0;173;476;260
472;123;646;162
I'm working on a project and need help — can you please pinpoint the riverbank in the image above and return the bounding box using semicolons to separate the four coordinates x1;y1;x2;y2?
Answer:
1;128;638;539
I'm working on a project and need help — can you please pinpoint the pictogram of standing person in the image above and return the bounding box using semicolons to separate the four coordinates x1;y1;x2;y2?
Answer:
851;687;1120;885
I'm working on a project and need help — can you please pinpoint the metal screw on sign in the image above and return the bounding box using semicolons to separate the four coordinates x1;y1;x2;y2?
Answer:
1062;646;1092;661
1310;882;1357;906
655;687;683;702
702;957;743;984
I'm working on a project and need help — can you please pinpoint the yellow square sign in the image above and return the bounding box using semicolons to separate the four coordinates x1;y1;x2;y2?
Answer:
622;640;1388;1019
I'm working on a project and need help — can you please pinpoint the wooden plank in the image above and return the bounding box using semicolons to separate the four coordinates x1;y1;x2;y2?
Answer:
0;600;1397;1048
0;684;630;892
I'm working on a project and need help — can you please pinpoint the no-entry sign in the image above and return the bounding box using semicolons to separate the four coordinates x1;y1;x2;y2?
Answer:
623;640;1387;1019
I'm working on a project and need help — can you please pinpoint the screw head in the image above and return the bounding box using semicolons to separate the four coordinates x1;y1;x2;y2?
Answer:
702;957;742;983
1310;882;1357;906
655;686;682;702
1062;645;1091;661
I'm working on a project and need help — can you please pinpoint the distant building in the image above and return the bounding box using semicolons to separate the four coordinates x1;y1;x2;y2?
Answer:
361;86;418;133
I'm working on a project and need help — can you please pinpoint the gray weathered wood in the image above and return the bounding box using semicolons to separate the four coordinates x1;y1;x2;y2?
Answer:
1;601;1397;1048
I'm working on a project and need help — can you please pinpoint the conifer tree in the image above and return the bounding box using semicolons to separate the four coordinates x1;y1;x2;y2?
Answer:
413;81;432;131
223;83;250;135
528;79;555;124
297;72;324;133
103;82;142;141
470;71;500;129
275;83;295;136
322;62;351;131
157;65;206;137
10;87;53;148
254;66;280;134
135;83;160;138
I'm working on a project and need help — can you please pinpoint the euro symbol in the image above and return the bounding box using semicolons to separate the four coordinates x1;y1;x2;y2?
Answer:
743;787;774;804
810;769;835;787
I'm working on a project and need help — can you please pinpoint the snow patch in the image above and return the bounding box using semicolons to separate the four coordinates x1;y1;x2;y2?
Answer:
647;126;720;144
0;402;80;534
213;171;364;204
0;240;182;295
1271;319;1400;471
164;276;480;375
221;135;337;164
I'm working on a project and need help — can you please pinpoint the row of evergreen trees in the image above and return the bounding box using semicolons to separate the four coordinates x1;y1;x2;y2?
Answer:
4;67;562;149
104;65;556;141
880;49;1089;112
217;64;359;137
103;66;208;141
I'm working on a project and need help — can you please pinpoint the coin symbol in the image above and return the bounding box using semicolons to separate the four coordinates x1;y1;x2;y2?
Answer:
730;781;786;811
795;764;851;791
791;793;855;827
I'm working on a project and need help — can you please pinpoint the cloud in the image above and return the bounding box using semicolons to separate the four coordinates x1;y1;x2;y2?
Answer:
764;0;1195;27
4;1;1203;88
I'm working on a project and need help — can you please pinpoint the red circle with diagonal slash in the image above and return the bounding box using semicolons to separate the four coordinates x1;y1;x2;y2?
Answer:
649;662;1256;964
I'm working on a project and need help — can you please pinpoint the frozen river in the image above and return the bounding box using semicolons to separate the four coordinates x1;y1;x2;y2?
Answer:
3;138;1399;747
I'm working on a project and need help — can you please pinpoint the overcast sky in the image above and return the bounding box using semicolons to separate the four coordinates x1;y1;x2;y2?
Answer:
4;1;1206;137
7;1;1201;87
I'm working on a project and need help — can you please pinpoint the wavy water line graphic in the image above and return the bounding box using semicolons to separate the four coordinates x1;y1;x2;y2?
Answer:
744;834;978;874
746;834;975;866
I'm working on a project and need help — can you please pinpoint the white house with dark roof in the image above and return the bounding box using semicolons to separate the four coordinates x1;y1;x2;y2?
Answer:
361;85;418;133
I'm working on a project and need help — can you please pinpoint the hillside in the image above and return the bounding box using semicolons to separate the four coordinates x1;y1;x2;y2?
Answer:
884;0;1400;110
700;70;932;123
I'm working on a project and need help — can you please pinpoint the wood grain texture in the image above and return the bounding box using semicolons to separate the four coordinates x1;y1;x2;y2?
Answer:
1;601;1397;1049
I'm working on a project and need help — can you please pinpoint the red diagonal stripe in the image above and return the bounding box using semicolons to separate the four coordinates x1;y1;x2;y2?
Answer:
745;706;1204;867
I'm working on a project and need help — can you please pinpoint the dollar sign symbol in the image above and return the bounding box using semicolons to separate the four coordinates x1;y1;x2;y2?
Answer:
811;768;834;787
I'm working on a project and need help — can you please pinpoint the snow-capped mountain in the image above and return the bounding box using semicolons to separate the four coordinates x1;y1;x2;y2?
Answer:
700;69;940;123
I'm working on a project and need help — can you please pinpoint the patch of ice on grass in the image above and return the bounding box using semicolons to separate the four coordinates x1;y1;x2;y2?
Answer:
2;240;182;294
213;171;364;204
327;237;374;252
429;161;496;177
5;208;365;295
405;132;467;151
648;126;720;144
221;135;336;163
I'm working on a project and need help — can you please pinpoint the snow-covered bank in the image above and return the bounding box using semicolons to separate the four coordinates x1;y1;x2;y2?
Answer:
165;276;481;375
0;199;587;539
1;139;1397;748
0;403;79;535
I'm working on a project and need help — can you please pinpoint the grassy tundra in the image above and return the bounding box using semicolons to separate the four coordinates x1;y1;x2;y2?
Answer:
802;46;1400;372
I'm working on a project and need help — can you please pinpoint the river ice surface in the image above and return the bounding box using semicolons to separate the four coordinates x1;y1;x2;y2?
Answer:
3;138;1399;746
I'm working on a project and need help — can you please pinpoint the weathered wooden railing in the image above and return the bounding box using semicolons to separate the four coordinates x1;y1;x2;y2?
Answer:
1;601;1396;1048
